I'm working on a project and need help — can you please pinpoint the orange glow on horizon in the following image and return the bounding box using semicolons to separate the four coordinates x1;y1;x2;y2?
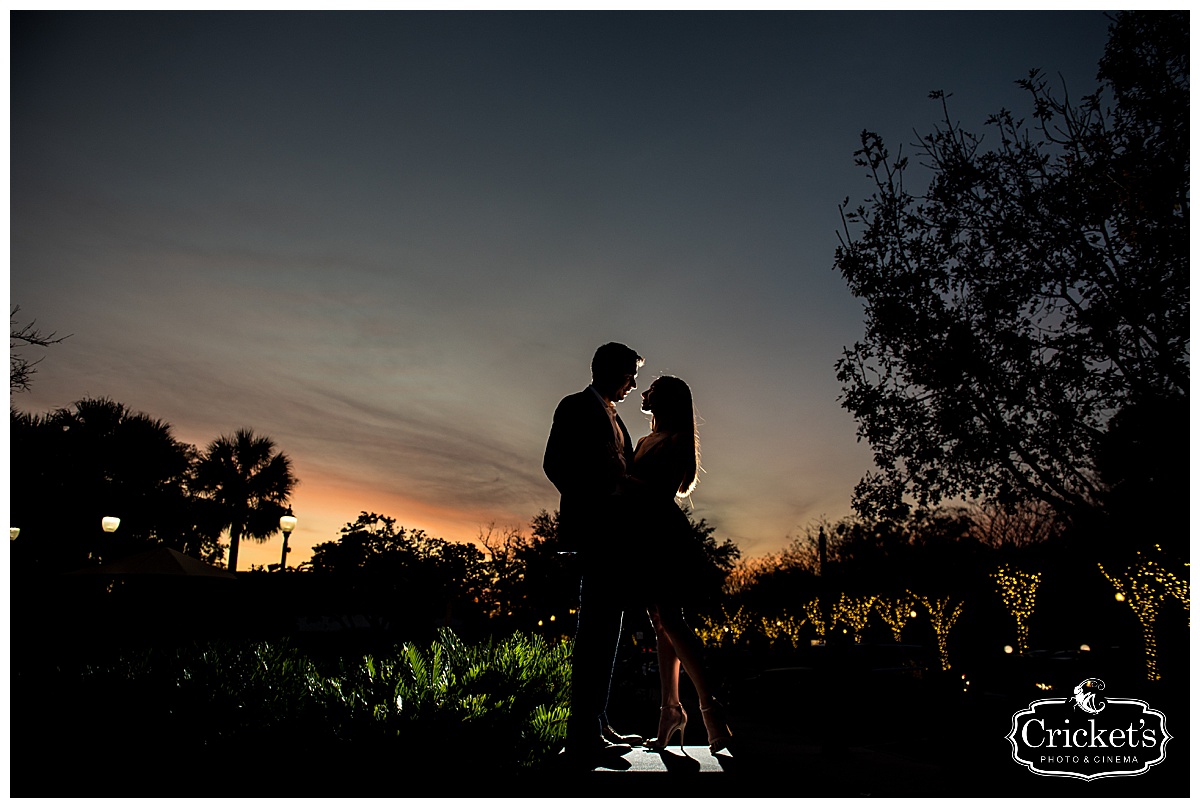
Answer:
233;469;536;571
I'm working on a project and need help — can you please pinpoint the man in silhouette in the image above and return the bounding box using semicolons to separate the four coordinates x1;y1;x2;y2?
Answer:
544;342;646;766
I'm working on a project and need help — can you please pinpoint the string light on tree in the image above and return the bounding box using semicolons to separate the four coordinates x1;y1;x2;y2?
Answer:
914;594;965;671
990;565;1042;655
832;594;876;643
875;594;918;642
697;615;721;646
1099;545;1190;682
759;612;807;648
1148;544;1191;624
802;597;829;644
699;605;751;647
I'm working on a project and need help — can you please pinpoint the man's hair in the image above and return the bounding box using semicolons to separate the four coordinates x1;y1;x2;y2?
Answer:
591;342;644;381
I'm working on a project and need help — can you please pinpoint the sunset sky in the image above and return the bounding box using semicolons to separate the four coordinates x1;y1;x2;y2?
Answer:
10;11;1113;570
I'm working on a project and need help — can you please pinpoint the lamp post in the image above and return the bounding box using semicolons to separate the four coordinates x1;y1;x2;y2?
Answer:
279;508;297;571
95;516;121;564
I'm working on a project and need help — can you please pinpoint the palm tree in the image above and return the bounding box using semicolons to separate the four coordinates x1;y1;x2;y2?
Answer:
11;398;196;572
193;428;297;572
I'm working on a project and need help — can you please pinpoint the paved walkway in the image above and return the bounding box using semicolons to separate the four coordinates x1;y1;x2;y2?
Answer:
590;744;730;773
526;723;951;798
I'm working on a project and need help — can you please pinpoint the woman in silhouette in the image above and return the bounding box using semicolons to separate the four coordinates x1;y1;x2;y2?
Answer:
621;375;733;754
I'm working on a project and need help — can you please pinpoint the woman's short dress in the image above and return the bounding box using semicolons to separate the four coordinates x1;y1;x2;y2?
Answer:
624;432;708;605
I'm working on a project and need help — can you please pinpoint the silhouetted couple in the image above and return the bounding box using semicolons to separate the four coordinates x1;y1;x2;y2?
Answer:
544;342;732;769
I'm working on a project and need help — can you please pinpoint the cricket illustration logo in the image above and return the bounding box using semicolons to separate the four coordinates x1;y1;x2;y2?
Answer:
1066;678;1106;715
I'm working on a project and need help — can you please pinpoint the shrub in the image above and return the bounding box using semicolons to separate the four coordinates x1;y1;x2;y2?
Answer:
17;628;571;791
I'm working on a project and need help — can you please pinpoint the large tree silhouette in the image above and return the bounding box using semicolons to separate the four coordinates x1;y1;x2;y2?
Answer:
834;12;1187;532
306;511;487;629
193;428;296;572
10;398;199;572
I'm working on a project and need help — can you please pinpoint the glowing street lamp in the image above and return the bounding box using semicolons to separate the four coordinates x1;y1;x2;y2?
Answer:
278;508;297;571
101;516;121;533
9;528;19;541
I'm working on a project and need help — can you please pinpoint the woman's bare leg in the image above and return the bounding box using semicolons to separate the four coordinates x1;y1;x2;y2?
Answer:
654;603;733;750
646;606;690;748
649;606;682;706
654;604;715;708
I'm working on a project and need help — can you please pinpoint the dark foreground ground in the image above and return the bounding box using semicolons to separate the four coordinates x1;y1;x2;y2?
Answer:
12;637;1188;798
521;646;1190;799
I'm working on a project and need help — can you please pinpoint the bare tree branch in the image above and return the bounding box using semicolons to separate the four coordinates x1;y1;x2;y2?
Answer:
11;305;70;392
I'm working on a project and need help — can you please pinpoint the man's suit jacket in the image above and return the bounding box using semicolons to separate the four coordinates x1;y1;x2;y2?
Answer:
543;388;635;552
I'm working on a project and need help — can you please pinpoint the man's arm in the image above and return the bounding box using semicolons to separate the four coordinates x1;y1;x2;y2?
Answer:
544;394;623;496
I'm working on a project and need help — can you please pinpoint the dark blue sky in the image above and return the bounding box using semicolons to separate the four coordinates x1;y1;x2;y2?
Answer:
10;11;1113;566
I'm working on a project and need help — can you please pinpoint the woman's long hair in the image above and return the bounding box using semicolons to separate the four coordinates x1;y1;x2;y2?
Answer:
649;375;700;497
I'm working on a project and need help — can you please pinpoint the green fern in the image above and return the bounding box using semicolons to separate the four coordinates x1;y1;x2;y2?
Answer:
64;630;573;770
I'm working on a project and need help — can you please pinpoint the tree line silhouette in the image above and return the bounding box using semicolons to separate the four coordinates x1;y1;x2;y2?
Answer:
10;388;1185;686
11;398;294;574
8;395;740;644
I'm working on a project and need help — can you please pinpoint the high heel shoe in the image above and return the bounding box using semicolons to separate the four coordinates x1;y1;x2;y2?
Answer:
701;700;733;754
645;703;687;752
